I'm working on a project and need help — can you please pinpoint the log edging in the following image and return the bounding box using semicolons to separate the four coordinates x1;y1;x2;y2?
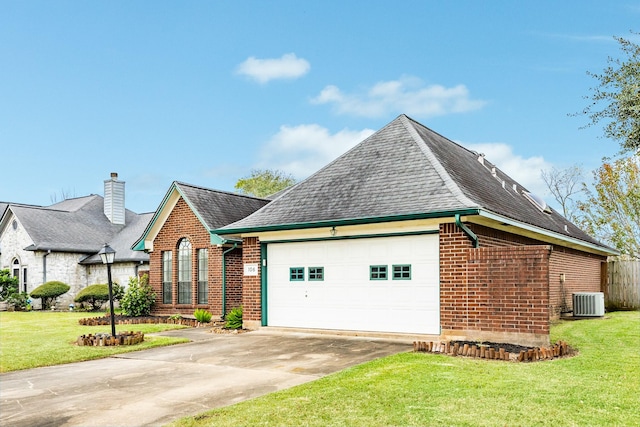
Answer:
413;340;572;362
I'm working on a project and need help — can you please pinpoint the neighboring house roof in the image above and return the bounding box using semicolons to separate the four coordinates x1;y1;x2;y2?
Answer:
0;195;151;263
216;114;615;255
132;182;271;251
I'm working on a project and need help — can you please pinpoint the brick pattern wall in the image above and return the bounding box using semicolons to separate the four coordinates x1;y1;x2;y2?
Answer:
465;245;552;335
439;223;474;329
549;247;605;316
149;198;230;317
242;237;262;324
225;250;243;313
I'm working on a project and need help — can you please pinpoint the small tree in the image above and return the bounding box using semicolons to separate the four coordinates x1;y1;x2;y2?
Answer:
577;155;640;258
74;283;124;311
541;165;584;222
0;269;19;301
234;169;297;198
119;274;155;317
30;281;70;310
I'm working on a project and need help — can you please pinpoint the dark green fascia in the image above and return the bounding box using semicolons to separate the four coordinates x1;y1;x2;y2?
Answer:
212;208;481;235
260;243;268;327
265;229;438;245
210;233;242;246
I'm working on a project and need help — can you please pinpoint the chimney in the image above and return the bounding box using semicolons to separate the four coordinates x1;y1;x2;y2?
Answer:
104;172;125;225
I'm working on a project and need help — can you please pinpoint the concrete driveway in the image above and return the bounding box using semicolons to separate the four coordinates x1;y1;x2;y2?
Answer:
1;328;410;427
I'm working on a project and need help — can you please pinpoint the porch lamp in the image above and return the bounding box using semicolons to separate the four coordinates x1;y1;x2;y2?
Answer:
98;243;117;338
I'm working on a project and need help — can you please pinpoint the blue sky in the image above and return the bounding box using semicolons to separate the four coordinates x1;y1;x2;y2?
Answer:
1;1;638;214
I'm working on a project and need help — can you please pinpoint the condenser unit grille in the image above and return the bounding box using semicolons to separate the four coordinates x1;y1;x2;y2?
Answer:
573;292;605;317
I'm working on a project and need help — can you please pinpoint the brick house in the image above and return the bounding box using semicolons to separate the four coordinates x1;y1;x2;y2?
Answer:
0;173;151;309
132;182;269;317
214;115;617;347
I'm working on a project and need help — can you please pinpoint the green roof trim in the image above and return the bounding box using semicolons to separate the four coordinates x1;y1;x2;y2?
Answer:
212;208;481;235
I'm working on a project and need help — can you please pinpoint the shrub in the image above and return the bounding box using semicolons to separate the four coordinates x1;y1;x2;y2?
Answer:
6;292;30;310
225;306;243;329
74;283;124;311
30;281;70;310
119;274;155;317
194;308;212;323
0;269;18;301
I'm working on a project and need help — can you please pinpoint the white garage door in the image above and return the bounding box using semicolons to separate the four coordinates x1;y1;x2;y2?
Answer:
266;234;440;334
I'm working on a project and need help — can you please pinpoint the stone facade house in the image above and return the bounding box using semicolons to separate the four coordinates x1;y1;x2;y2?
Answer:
214;115;617;347
0;173;151;309
132;182;269;317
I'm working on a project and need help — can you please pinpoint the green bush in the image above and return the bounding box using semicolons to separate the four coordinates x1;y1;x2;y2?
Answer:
30;281;70;310
0;269;19;301
74;283;123;311
119;274;155;317
225;306;243;329
6;292;30;310
194;308;212;323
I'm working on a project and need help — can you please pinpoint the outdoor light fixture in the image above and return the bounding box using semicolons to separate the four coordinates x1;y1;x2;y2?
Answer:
98;243;117;338
330;226;337;237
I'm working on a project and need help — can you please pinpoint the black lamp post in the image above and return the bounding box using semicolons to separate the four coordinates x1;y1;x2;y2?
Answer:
98;243;117;338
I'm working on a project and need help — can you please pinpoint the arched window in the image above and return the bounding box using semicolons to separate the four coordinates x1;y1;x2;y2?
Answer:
177;238;192;304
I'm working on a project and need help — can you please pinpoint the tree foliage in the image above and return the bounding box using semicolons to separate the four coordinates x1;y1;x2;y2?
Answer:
234;169;297;198
30;281;70;310
119;274;155;317
577;33;640;153
541;165;584;222
74;283;124;311
0;269;18;301
577;155;640;258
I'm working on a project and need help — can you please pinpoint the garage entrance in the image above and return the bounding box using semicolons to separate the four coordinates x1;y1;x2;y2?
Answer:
266;234;440;334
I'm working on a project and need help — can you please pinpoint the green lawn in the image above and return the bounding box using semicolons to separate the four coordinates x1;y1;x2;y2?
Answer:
0;311;189;372
170;311;640;427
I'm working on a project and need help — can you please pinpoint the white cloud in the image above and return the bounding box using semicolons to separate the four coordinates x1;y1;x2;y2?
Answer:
311;76;486;118
258;124;375;178
236;53;310;83
464;142;552;197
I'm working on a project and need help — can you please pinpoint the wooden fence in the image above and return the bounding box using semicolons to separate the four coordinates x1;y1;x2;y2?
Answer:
606;260;640;310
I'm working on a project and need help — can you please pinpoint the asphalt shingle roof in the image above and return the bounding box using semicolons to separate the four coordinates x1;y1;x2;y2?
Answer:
3;195;151;262
217;114;607;250
175;182;271;230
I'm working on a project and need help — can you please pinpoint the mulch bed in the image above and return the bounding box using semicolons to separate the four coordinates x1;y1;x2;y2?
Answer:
77;315;247;334
413;339;575;362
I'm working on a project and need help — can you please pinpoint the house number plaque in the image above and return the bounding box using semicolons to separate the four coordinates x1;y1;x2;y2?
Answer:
244;263;258;276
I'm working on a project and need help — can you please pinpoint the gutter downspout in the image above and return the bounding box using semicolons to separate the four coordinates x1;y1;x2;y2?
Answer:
221;243;238;318
455;214;479;248
42;250;51;283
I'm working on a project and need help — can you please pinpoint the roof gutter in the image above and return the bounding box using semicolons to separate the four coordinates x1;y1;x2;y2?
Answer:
477;209;619;256
455;213;479;248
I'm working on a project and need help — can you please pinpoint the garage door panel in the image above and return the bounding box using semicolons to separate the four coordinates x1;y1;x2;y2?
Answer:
267;234;440;335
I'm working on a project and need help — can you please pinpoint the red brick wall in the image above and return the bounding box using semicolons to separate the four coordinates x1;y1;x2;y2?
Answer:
440;222;606;345
225;249;243;314
149;197;233;317
465;245;552;335
549;247;605;316
242;237;262;325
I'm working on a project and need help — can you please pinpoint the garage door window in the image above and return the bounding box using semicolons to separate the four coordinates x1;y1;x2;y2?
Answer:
370;265;388;280
392;264;411;280
308;267;324;281
290;267;305;281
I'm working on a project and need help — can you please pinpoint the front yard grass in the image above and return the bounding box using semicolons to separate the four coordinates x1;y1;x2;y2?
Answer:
171;311;640;427
0;311;189;372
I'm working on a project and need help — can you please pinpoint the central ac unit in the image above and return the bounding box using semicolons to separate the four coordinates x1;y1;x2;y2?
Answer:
573;292;605;317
